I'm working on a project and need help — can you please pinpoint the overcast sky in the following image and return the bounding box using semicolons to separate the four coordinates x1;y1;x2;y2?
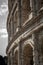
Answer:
0;0;8;56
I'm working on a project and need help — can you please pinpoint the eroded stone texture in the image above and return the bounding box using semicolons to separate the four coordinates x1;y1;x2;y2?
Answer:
6;0;43;65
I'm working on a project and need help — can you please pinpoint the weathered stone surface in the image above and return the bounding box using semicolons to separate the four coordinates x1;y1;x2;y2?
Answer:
6;0;43;65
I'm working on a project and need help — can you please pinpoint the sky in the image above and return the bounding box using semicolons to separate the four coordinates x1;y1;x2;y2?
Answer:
0;0;8;56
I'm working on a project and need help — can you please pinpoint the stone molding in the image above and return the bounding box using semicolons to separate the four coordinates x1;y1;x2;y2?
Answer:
6;12;43;54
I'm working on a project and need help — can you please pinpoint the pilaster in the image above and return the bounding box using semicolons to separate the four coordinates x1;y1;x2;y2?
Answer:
8;53;11;65
11;49;15;65
18;40;24;65
30;0;37;16
32;33;40;65
8;54;10;65
18;0;22;29
39;30;43;65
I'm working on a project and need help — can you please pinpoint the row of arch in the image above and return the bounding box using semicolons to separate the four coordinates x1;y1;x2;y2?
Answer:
10;36;43;65
13;39;34;65
8;30;43;65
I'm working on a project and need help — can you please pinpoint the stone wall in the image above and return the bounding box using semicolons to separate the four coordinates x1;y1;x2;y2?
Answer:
6;0;43;65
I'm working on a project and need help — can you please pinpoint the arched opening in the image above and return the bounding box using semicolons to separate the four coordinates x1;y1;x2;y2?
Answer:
14;50;18;65
23;44;33;65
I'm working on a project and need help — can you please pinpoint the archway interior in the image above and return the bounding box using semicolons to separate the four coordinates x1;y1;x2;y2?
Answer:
23;44;33;65
14;50;18;65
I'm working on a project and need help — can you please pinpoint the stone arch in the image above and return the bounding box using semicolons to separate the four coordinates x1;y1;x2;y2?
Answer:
14;47;18;65
23;39;34;65
23;39;34;49
14;46;18;54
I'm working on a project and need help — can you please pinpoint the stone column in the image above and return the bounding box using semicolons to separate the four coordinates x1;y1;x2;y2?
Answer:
8;23;10;43
9;53;11;65
39;31;43;65
12;18;14;35
8;54;10;65
10;49;15;65
11;47;18;65
32;33;40;65
14;54;16;65
8;53;11;65
11;52;13;65
11;15;14;37
9;22;11;40
18;40;24;65
30;0;37;16
11;15;14;35
35;0;39;12
11;21;13;37
18;0;22;29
